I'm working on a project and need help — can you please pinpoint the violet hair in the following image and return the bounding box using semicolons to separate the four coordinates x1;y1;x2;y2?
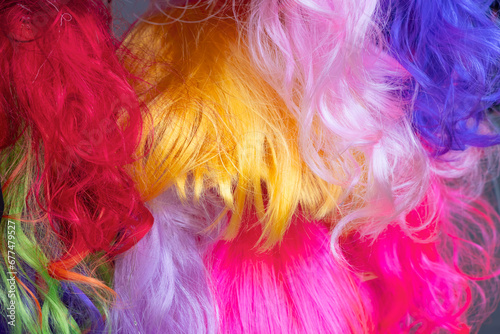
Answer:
112;189;221;334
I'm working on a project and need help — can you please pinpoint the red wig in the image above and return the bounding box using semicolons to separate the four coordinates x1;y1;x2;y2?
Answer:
0;0;153;277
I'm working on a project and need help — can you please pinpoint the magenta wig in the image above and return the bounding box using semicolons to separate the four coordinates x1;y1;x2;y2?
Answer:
207;191;500;333
207;214;373;333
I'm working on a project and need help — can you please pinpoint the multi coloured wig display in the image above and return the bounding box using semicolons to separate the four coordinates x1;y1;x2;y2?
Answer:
2;0;500;333
0;0;152;332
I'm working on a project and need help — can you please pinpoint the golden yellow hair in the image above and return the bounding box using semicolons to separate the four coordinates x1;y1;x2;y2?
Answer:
123;8;360;247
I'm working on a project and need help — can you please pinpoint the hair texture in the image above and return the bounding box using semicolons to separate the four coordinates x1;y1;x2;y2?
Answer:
112;188;221;334
0;143;107;333
125;1;500;332
0;0;153;332
207;213;373;334
122;9;348;247
150;0;434;242
343;196;500;333
240;0;462;244
122;3;430;248
0;0;152;279
205;191;500;333
377;0;500;155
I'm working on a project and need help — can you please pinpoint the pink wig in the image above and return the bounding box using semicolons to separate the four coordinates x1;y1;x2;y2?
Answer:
207;191;500;333
207;213;373;333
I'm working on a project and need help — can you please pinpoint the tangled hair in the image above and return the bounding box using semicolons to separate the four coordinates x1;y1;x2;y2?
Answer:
116;1;500;332
0;0;152;269
206;185;500;333
240;0;500;330
0;0;153;331
344;192;500;333
122;2;430;248
123;9;349;247
379;0;500;154
0;144;108;333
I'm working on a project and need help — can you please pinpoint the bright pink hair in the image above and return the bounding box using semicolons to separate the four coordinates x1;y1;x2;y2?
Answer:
207;213;374;333
206;187;500;333
344;187;500;333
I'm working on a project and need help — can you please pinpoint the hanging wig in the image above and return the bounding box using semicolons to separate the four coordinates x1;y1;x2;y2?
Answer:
378;0;500;154
0;0;152;274
0;0;152;331
113;188;221;334
116;1;500;332
122;2;431;247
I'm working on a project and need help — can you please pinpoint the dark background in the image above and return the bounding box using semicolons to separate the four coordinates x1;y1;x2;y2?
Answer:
112;0;150;36
114;1;500;333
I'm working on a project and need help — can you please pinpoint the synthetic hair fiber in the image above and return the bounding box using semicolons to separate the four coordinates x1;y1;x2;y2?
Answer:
206;213;373;334
379;0;500;154
205;187;500;333
118;2;500;332
122;8;348;247
0;0;153;332
112;189;221;334
345;192;500;333
0;0;153;272
0;141;106;333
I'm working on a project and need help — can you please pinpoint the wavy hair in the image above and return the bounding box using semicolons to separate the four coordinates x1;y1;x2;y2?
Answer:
0;0;153;331
118;1;500;332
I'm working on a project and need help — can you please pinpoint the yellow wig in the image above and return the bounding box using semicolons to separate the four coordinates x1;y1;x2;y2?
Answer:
123;8;363;247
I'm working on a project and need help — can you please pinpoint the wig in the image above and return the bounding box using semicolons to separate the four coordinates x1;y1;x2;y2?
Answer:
115;3;500;332
122;4;427;247
240;0;500;330
206;213;373;334
0;0;153;331
378;0;500;154
113;189;220;334
0;144;106;333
